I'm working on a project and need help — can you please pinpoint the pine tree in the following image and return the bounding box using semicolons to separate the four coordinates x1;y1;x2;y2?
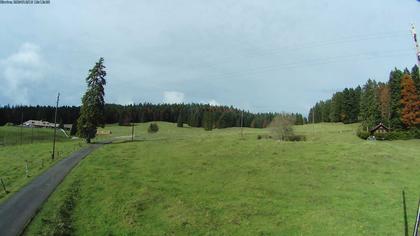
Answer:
342;88;359;123
360;79;381;129
329;92;343;122
388;68;404;129
202;109;214;131
177;111;183;127
400;74;420;128
412;65;420;93
378;83;390;126
70;119;78;136
77;58;107;143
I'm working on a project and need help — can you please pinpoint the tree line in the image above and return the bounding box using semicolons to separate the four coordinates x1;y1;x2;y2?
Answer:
309;65;420;131
1;57;308;141
0;103;306;131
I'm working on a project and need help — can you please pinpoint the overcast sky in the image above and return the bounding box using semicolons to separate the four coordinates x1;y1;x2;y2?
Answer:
0;0;419;115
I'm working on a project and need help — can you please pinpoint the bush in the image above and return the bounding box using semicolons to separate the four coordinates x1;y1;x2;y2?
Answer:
357;129;420;141
148;123;159;133
356;129;370;140
4;122;14;126
257;134;272;140
269;115;295;141
286;135;306;141
409;129;420;139
257;134;305;141
386;131;412;140
374;132;388;140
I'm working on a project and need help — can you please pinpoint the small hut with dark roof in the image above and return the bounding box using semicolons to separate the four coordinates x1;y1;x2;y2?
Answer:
369;123;389;135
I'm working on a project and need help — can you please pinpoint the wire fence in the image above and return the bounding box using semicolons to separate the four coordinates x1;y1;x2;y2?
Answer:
0;126;69;146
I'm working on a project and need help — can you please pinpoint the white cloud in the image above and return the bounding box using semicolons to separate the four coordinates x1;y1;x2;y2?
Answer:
199;99;219;106
163;91;184;104
0;43;48;104
207;99;219;106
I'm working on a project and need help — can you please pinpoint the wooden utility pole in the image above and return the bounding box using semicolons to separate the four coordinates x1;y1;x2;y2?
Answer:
25;160;29;178
131;122;135;142
51;92;60;160
240;111;244;138
131;103;135;142
20;111;23;145
312;109;315;136
31;126;34;144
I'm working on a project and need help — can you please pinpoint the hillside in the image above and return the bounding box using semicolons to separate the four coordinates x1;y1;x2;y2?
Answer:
25;122;420;235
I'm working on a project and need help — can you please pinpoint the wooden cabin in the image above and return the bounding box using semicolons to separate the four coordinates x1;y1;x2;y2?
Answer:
369;123;389;135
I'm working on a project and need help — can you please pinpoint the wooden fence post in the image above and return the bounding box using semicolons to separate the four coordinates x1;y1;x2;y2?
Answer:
1;178;8;194
25;160;29;178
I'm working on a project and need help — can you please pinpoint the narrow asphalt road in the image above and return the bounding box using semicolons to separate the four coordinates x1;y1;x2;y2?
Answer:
0;143;105;236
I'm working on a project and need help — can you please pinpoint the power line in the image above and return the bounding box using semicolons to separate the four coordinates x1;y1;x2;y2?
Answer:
170;30;411;70
198;48;414;82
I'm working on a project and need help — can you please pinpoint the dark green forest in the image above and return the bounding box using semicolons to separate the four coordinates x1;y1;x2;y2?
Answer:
309;65;420;133
0;103;305;131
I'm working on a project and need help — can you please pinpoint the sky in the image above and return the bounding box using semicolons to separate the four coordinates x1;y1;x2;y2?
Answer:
0;0;419;115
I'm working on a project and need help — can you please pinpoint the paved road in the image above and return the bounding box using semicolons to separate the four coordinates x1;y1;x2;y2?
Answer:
0;143;104;236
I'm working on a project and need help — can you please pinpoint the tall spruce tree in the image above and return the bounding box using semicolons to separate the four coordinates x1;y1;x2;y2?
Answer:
321;99;332;122
342;88;359;123
412;65;420;93
77;58;107;143
329;92;343;122
360;79;381;129
388;68;404;130
177;111;184;127
202;109;214;131
378;83;391;126
400;74;420;128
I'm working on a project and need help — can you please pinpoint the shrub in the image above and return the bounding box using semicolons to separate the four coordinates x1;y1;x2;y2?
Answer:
409;129;420;139
148;123;159;133
269;115;295;141
286;135;306;141
357;129;420;141
257;134;305;141
374;132;388;140
356;129;370;140
386;131;412;140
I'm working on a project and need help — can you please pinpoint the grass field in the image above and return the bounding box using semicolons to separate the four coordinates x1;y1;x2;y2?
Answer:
25;122;420;235
0;126;87;203
0;126;69;146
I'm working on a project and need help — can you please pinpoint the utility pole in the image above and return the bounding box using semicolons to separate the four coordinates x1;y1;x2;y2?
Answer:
20;111;23;145
31;125;34;144
411;24;420;77
131;103;135;142
51;92;60;161
312;109;315;135
240;110;244;138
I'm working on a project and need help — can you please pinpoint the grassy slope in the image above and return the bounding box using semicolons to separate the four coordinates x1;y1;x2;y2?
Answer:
0;126;69;146
0;126;86;203
26;122;420;235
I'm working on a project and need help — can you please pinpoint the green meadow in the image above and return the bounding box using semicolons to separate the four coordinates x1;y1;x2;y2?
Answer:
0;125;69;146
0;126;85;203
24;122;420;235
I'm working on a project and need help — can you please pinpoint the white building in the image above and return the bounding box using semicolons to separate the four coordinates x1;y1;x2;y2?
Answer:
23;120;56;128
